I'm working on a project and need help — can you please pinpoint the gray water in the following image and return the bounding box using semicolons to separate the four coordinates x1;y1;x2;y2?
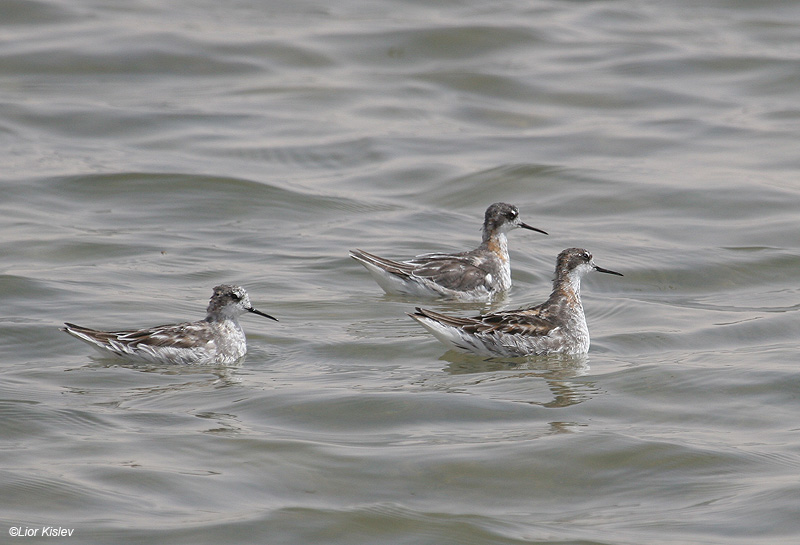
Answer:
2;0;800;543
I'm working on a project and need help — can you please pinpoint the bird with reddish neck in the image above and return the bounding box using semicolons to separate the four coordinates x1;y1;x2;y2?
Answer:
409;248;622;357
350;202;547;301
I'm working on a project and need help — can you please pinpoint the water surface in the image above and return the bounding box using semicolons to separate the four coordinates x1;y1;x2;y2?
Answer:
1;0;799;543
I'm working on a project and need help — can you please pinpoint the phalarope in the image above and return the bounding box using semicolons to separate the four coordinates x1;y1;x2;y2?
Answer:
62;284;277;365
409;248;622;357
350;203;547;300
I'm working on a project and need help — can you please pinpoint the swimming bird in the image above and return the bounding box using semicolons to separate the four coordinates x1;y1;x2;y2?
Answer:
62;284;277;365
409;248;622;357
350;203;547;300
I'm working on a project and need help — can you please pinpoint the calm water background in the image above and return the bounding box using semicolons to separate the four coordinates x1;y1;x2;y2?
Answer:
1;0;799;543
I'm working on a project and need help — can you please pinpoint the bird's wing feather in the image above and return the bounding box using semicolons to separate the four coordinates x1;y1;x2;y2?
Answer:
471;305;557;337
412;305;558;337
352;248;492;292
407;251;491;291
63;322;215;351
350;249;416;275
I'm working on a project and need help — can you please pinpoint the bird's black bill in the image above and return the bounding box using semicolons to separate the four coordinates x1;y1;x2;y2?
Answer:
519;222;548;235
594;265;623;277
248;307;279;321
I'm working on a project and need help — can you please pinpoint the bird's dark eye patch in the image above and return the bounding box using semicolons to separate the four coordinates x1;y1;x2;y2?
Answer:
228;291;242;301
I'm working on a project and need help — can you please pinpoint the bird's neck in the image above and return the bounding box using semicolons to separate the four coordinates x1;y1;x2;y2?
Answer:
206;312;241;326
483;231;509;260
550;270;583;309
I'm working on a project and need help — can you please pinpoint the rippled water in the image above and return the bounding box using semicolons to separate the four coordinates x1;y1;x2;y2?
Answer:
2;0;800;543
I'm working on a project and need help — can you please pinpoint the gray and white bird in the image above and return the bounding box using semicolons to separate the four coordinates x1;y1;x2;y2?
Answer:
409;248;622;357
62;284;277;365
350;203;547;301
